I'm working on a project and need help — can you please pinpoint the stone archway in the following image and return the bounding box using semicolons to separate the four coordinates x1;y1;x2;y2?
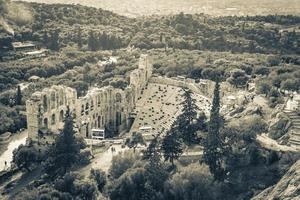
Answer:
59;110;64;122
98;116;101;128
43;118;48;128
116;112;121;127
51;114;56;125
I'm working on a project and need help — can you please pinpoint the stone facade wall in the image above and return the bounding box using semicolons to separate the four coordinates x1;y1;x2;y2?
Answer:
26;54;240;140
26;85;77;138
26;54;152;139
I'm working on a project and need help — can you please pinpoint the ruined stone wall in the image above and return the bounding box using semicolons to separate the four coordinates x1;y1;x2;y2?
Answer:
149;76;214;97
26;85;77;138
26;54;153;139
149;75;240;99
75;86;130;138
129;54;153;104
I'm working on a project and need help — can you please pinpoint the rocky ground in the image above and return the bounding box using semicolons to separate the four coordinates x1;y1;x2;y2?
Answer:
252;159;300;200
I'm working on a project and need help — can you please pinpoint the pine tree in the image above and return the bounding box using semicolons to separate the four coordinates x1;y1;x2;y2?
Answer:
15;85;22;105
161;127;183;166
202;80;226;181
177;89;199;145
46;107;82;176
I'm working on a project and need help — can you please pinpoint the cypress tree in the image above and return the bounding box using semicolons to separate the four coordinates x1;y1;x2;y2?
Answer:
16;85;22;105
202;80;226;181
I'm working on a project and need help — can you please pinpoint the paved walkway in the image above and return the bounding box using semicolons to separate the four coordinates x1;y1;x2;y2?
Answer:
80;144;128;175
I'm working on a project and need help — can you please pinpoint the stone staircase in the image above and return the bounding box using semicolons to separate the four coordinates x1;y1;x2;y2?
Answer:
283;110;300;147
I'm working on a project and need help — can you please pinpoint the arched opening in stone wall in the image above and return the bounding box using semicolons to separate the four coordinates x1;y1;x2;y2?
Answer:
51;114;56;125
116;93;122;103
109;107;112;120
43;96;48;111
43;118;48;128
59;110;64;122
91;100;94;111
98;116;101;128
85;102;89;115
116;112;121;127
81;105;84;116
98;95;101;107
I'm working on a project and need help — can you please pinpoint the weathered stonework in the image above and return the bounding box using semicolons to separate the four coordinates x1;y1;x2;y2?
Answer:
26;85;77;138
26;54;242;140
26;54;152;139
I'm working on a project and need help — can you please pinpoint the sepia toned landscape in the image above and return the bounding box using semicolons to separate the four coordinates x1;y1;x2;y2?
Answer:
0;0;299;199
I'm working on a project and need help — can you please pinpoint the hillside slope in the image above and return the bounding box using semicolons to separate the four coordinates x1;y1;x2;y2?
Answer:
252;160;300;200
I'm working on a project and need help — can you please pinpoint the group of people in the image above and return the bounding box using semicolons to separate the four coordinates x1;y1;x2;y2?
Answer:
111;146;116;154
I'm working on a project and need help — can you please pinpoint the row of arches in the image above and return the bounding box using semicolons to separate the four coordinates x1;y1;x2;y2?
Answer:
42;90;67;112
80;93;123;116
43;110;64;128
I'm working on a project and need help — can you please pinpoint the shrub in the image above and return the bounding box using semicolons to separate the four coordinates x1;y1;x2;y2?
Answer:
90;169;106;192
164;163;221;200
109;151;140;179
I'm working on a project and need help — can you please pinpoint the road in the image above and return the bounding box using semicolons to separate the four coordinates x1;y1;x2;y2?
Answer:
0;131;28;172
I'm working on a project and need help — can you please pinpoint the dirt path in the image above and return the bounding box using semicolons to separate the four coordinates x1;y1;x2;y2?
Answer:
80;144;128;175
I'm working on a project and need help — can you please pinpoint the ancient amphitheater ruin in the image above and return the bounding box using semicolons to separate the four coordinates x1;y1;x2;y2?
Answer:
26;54;151;139
26;54;251;140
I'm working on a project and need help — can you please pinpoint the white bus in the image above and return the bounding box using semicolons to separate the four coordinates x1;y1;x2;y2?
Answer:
91;128;105;140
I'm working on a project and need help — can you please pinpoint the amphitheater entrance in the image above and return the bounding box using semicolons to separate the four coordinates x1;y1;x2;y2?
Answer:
80;123;89;138
116;112;121;127
127;113;136;130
